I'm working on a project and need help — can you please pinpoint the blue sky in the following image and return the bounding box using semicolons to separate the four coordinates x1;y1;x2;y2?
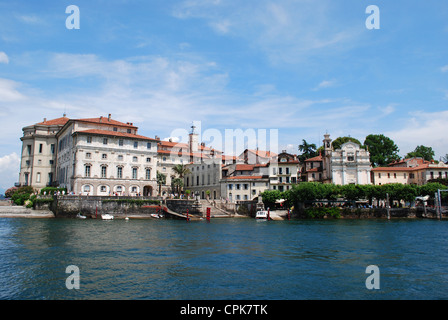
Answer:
0;0;447;192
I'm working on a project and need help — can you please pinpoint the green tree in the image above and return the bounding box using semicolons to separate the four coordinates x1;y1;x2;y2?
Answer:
364;134;400;167
331;136;363;150
11;186;35;206
171;177;184;196
298;139;318;163
172;164;191;179
156;171;166;196
405;145;435;161
172;164;191;194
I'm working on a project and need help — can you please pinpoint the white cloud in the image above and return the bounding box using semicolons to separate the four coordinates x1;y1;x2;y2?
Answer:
441;65;448;73
172;0;361;64
377;104;396;116
386;110;448;159
314;80;336;90
0;78;26;101
0;52;9;64
0;152;20;193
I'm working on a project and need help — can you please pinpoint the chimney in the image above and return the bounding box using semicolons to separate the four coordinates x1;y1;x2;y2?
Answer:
108;114;111;121
43;118;47;123
99;116;102;122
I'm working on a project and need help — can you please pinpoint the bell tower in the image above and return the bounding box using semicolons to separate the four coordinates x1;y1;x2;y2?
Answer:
322;133;332;182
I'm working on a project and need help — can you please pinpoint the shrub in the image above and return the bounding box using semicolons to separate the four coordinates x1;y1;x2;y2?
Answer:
304;207;341;219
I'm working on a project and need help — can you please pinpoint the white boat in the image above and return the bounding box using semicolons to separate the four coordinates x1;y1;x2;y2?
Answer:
101;214;114;220
256;211;268;219
76;213;86;219
150;213;162;219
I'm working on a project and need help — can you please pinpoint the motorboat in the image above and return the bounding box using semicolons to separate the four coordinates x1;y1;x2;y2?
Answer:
150;213;162;219
255;211;268;219
76;213;86;219
101;214;114;220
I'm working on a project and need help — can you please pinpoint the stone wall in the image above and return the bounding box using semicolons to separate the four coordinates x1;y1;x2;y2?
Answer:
48;195;161;217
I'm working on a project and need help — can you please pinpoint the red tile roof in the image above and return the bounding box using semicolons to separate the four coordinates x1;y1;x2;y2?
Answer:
235;164;255;171
224;175;264;180
75;129;158;141
305;154;323;162
76;116;137;128
37;116;70;126
246;149;277;158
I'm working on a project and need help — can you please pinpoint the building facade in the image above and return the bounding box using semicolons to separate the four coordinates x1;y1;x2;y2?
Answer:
322;134;372;185
55;114;159;196
371;157;448;185
18;116;69;190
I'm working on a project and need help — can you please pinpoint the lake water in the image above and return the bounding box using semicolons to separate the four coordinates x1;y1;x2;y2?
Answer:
0;217;447;300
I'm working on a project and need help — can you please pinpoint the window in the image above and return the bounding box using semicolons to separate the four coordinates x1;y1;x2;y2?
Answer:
49;160;54;165
101;166;107;178
36;172;41;183
102;153;107;159
117;167;123;179
394;173;397;179
100;186;107;192
83;185;90;193
119;139;124;146
244;184;248;190
51;144;55;154
236;184;240;190
279;168;283;174
133;156;138;162
38;144;43;153
127;129;131;133
87;136;92;144
378;173;381;178
146;157;151;163
132;167;138;179
244;195;248;200
26;160;30;166
132;186;137;192
117;186;122;192
146;169;151;180
113;127;117;132
86;152;91;159
347;154;355;161
134;141;138;149
286;168;290;175
27;145;31;155
410;173;415;179
228;184;233;190
147;142;151;149
387;173;391;179
85;165;91;177
103;138;108;145
118;155;123;161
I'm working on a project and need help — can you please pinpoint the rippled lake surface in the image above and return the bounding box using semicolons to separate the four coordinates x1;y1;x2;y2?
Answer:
0;217;447;300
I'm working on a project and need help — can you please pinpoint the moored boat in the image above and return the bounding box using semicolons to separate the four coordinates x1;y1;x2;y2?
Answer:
101;214;114;220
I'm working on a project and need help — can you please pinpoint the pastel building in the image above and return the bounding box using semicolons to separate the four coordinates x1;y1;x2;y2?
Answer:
56;114;159;196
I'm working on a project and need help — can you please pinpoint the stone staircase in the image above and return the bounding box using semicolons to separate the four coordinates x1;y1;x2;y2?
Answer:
0;205;54;218
199;199;234;217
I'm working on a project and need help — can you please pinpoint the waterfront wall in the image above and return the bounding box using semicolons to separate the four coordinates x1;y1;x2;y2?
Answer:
34;195;202;218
